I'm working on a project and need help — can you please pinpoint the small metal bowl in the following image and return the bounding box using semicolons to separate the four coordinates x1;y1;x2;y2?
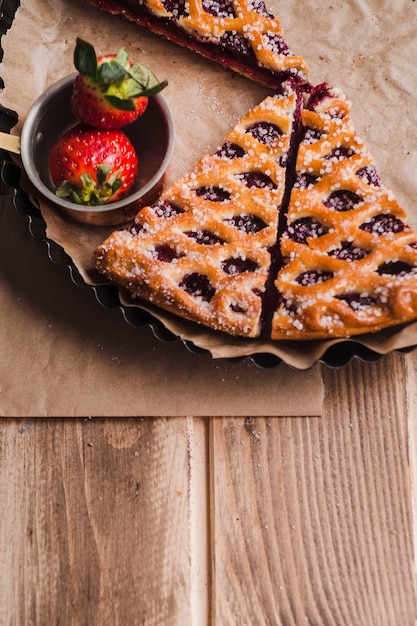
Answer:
20;73;174;226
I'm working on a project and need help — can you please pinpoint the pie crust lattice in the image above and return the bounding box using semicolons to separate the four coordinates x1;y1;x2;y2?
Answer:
94;83;417;340
272;85;417;340
88;2;417;341
84;0;308;87
93;82;300;337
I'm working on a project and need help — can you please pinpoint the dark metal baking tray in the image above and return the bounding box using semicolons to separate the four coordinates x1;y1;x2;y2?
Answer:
0;0;414;369
3;153;415;369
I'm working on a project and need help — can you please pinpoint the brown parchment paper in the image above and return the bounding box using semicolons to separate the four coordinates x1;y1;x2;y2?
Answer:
0;0;324;418
0;0;416;412
0;195;323;416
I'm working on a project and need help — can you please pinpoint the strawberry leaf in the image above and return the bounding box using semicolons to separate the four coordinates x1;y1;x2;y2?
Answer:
115;48;129;68
73;39;167;98
74;38;98;81
89;193;104;206
107;169;121;186
128;64;152;88
104;95;136;111
111;178;123;195
56;180;93;205
80;172;96;191
56;180;76;199
96;164;113;187
99;60;127;85
123;78;146;99
128;64;163;89
74;190;92;205
127;64;168;97
122;76;168;99
140;80;168;97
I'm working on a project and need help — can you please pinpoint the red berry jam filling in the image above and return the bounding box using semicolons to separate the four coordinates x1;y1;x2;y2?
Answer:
301;127;324;144
246;122;282;144
305;83;333;111
281;297;297;314
377;261;416;276
225;213;268;234
179;273;216;301
220;32;252;57
305;84;347;119
196;186;231;202
249;0;272;17
323;190;362;212
359;214;407;235
166;0;271;20
127;219;143;236
221;257;259;274
293;172;321;189
336;293;377;310
200;0;274;58
356;165;381;187
216;142;246;159
230;302;247;313
162;0;187;16
202;0;253;57
185;229;226;245
154;200;184;218
295;269;333;286
154;244;184;262
287;217;328;243
95;0;306;89
324;146;355;161
203;0;234;18
263;33;291;56
328;241;369;261
235;171;277;189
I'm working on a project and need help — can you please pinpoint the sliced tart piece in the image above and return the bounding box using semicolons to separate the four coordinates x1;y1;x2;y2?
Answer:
272;84;417;340
83;0;308;88
93;81;301;337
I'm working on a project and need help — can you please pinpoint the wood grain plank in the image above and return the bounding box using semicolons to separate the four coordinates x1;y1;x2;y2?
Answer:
1;352;416;625
405;352;417;608
210;353;415;625
0;417;208;626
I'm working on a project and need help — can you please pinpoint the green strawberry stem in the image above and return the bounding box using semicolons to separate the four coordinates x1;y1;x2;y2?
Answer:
56;164;124;206
74;38;167;111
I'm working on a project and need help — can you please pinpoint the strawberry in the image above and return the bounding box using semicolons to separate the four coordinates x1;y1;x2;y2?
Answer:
48;123;138;205
71;38;167;129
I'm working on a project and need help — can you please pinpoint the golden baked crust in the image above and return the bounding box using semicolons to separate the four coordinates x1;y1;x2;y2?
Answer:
94;81;417;340
83;0;308;87
272;85;417;340
94;82;299;337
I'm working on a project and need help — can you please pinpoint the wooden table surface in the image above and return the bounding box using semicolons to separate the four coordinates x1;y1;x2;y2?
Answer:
1;352;416;625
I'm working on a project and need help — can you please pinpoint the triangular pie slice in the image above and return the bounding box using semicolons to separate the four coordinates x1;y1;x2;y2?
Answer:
83;0;308;88
272;83;417;340
93;80;301;338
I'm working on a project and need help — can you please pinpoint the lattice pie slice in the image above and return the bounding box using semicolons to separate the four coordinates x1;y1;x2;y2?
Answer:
83;0;308;88
93;81;300;337
272;84;417;340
